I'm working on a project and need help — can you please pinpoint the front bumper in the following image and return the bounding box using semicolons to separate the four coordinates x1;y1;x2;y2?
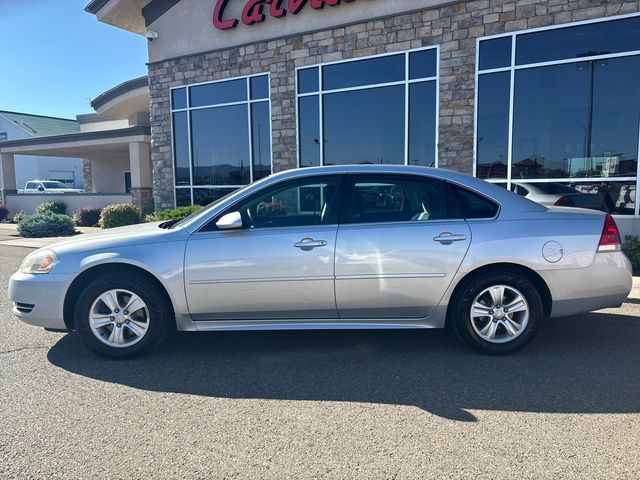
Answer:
9;271;69;330
543;251;633;318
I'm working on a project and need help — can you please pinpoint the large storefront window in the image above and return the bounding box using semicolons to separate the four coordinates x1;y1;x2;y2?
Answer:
475;14;640;216
171;74;272;206
297;47;439;168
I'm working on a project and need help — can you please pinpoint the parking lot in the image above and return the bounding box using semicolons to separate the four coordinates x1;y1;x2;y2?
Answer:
1;243;639;479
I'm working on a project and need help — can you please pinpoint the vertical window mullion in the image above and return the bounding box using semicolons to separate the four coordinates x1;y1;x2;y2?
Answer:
404;52;410;165
319;66;324;166
506;34;516;191
186;87;195;205
435;46;440;168
247;79;254;184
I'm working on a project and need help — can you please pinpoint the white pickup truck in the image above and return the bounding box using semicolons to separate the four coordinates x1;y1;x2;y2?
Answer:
18;180;84;194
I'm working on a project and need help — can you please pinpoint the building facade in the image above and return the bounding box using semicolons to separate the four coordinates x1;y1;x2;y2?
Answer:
0;78;152;214
0;111;84;190
87;0;640;222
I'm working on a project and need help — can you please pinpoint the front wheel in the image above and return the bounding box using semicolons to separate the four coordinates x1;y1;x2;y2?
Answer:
74;272;172;358
450;272;543;355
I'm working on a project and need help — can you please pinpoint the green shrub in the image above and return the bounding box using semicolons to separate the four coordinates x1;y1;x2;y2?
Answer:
35;201;67;216
17;213;76;238
13;211;27;223
157;205;202;221
76;207;102;227
99;203;140;229
623;235;640;276
0;204;8;222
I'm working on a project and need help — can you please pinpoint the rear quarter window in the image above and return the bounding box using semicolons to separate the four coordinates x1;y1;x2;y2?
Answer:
450;184;499;219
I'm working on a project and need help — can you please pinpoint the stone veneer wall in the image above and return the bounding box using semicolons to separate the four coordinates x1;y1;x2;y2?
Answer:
148;0;639;210
82;159;92;193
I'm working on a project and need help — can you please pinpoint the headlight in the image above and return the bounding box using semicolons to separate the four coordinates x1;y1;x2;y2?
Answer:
19;250;59;274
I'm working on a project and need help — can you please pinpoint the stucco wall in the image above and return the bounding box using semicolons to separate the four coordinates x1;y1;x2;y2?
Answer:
148;0;457;63
89;156;130;193
148;0;640;210
5;193;132;216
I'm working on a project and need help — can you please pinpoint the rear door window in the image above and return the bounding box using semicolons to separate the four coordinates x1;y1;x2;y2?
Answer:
450;184;499;219
341;175;463;224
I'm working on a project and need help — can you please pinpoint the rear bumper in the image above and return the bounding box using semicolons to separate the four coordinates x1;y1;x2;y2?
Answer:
8;271;68;330
543;251;633;318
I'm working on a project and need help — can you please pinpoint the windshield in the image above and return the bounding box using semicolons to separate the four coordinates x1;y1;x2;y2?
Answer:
42;181;69;189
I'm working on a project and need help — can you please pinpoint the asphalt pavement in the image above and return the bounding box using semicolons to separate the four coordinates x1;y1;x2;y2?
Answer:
1;244;639;479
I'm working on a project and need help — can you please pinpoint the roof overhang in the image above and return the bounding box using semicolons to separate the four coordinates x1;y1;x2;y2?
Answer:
91;77;149;120
0;127;150;159
85;0;150;35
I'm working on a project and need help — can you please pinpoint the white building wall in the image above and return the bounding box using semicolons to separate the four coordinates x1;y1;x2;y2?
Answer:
0;115;84;189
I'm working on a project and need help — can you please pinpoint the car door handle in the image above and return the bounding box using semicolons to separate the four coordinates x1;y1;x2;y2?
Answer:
433;232;467;245
294;238;328;250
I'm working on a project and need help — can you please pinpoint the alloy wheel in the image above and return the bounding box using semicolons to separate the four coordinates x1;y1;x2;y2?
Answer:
469;285;529;344
88;289;150;348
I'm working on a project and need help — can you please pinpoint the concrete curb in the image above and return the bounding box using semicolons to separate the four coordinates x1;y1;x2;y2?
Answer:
0;223;101;249
630;277;640;301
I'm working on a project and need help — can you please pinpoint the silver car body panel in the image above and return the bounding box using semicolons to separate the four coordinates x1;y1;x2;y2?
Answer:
8;165;633;333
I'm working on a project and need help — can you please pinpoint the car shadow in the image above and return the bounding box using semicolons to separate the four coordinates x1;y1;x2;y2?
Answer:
47;311;640;421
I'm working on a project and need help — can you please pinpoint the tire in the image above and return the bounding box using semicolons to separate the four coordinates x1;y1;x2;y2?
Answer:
449;271;543;355
74;271;172;358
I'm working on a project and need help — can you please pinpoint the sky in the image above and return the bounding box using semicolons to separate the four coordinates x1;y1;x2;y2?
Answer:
0;0;148;119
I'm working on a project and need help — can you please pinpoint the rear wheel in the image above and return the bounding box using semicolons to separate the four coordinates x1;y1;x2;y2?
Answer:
74;272;171;358
450;271;543;354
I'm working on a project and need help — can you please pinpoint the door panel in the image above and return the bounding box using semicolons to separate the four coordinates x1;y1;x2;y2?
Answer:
335;221;471;318
184;174;343;321
334;174;471;319
185;226;338;320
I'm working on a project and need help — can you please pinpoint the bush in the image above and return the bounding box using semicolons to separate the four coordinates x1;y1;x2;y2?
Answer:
99;203;140;229
17;213;76;238
623;235;640;276
35;201;67;216
13;211;27;223
75;207;102;227
0;204;8;222
157;205;202;222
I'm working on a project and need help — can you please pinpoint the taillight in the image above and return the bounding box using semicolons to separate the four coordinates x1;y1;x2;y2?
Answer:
554;196;574;207
598;214;621;252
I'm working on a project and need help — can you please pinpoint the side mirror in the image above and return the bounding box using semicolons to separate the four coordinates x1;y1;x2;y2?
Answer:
216;211;243;230
37;186;45;191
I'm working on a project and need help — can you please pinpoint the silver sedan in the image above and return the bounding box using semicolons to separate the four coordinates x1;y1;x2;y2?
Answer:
9;166;633;357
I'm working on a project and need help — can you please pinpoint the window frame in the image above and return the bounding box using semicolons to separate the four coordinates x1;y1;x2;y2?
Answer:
199;173;346;232
295;46;440;169
474;12;640;218
339;173;469;227
170;73;273;206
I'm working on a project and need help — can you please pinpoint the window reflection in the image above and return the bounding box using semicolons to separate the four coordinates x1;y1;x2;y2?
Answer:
251;102;271;180
408;81;437;167
191;105;250;185
516;16;640;66
512;56;640;179
479;37;512;71
476;72;510;179
190;79;247;108
175;188;191;207
298;96;320;167
323;54;404;90
323;86;405;166
172;112;190;185
510;181;636;215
